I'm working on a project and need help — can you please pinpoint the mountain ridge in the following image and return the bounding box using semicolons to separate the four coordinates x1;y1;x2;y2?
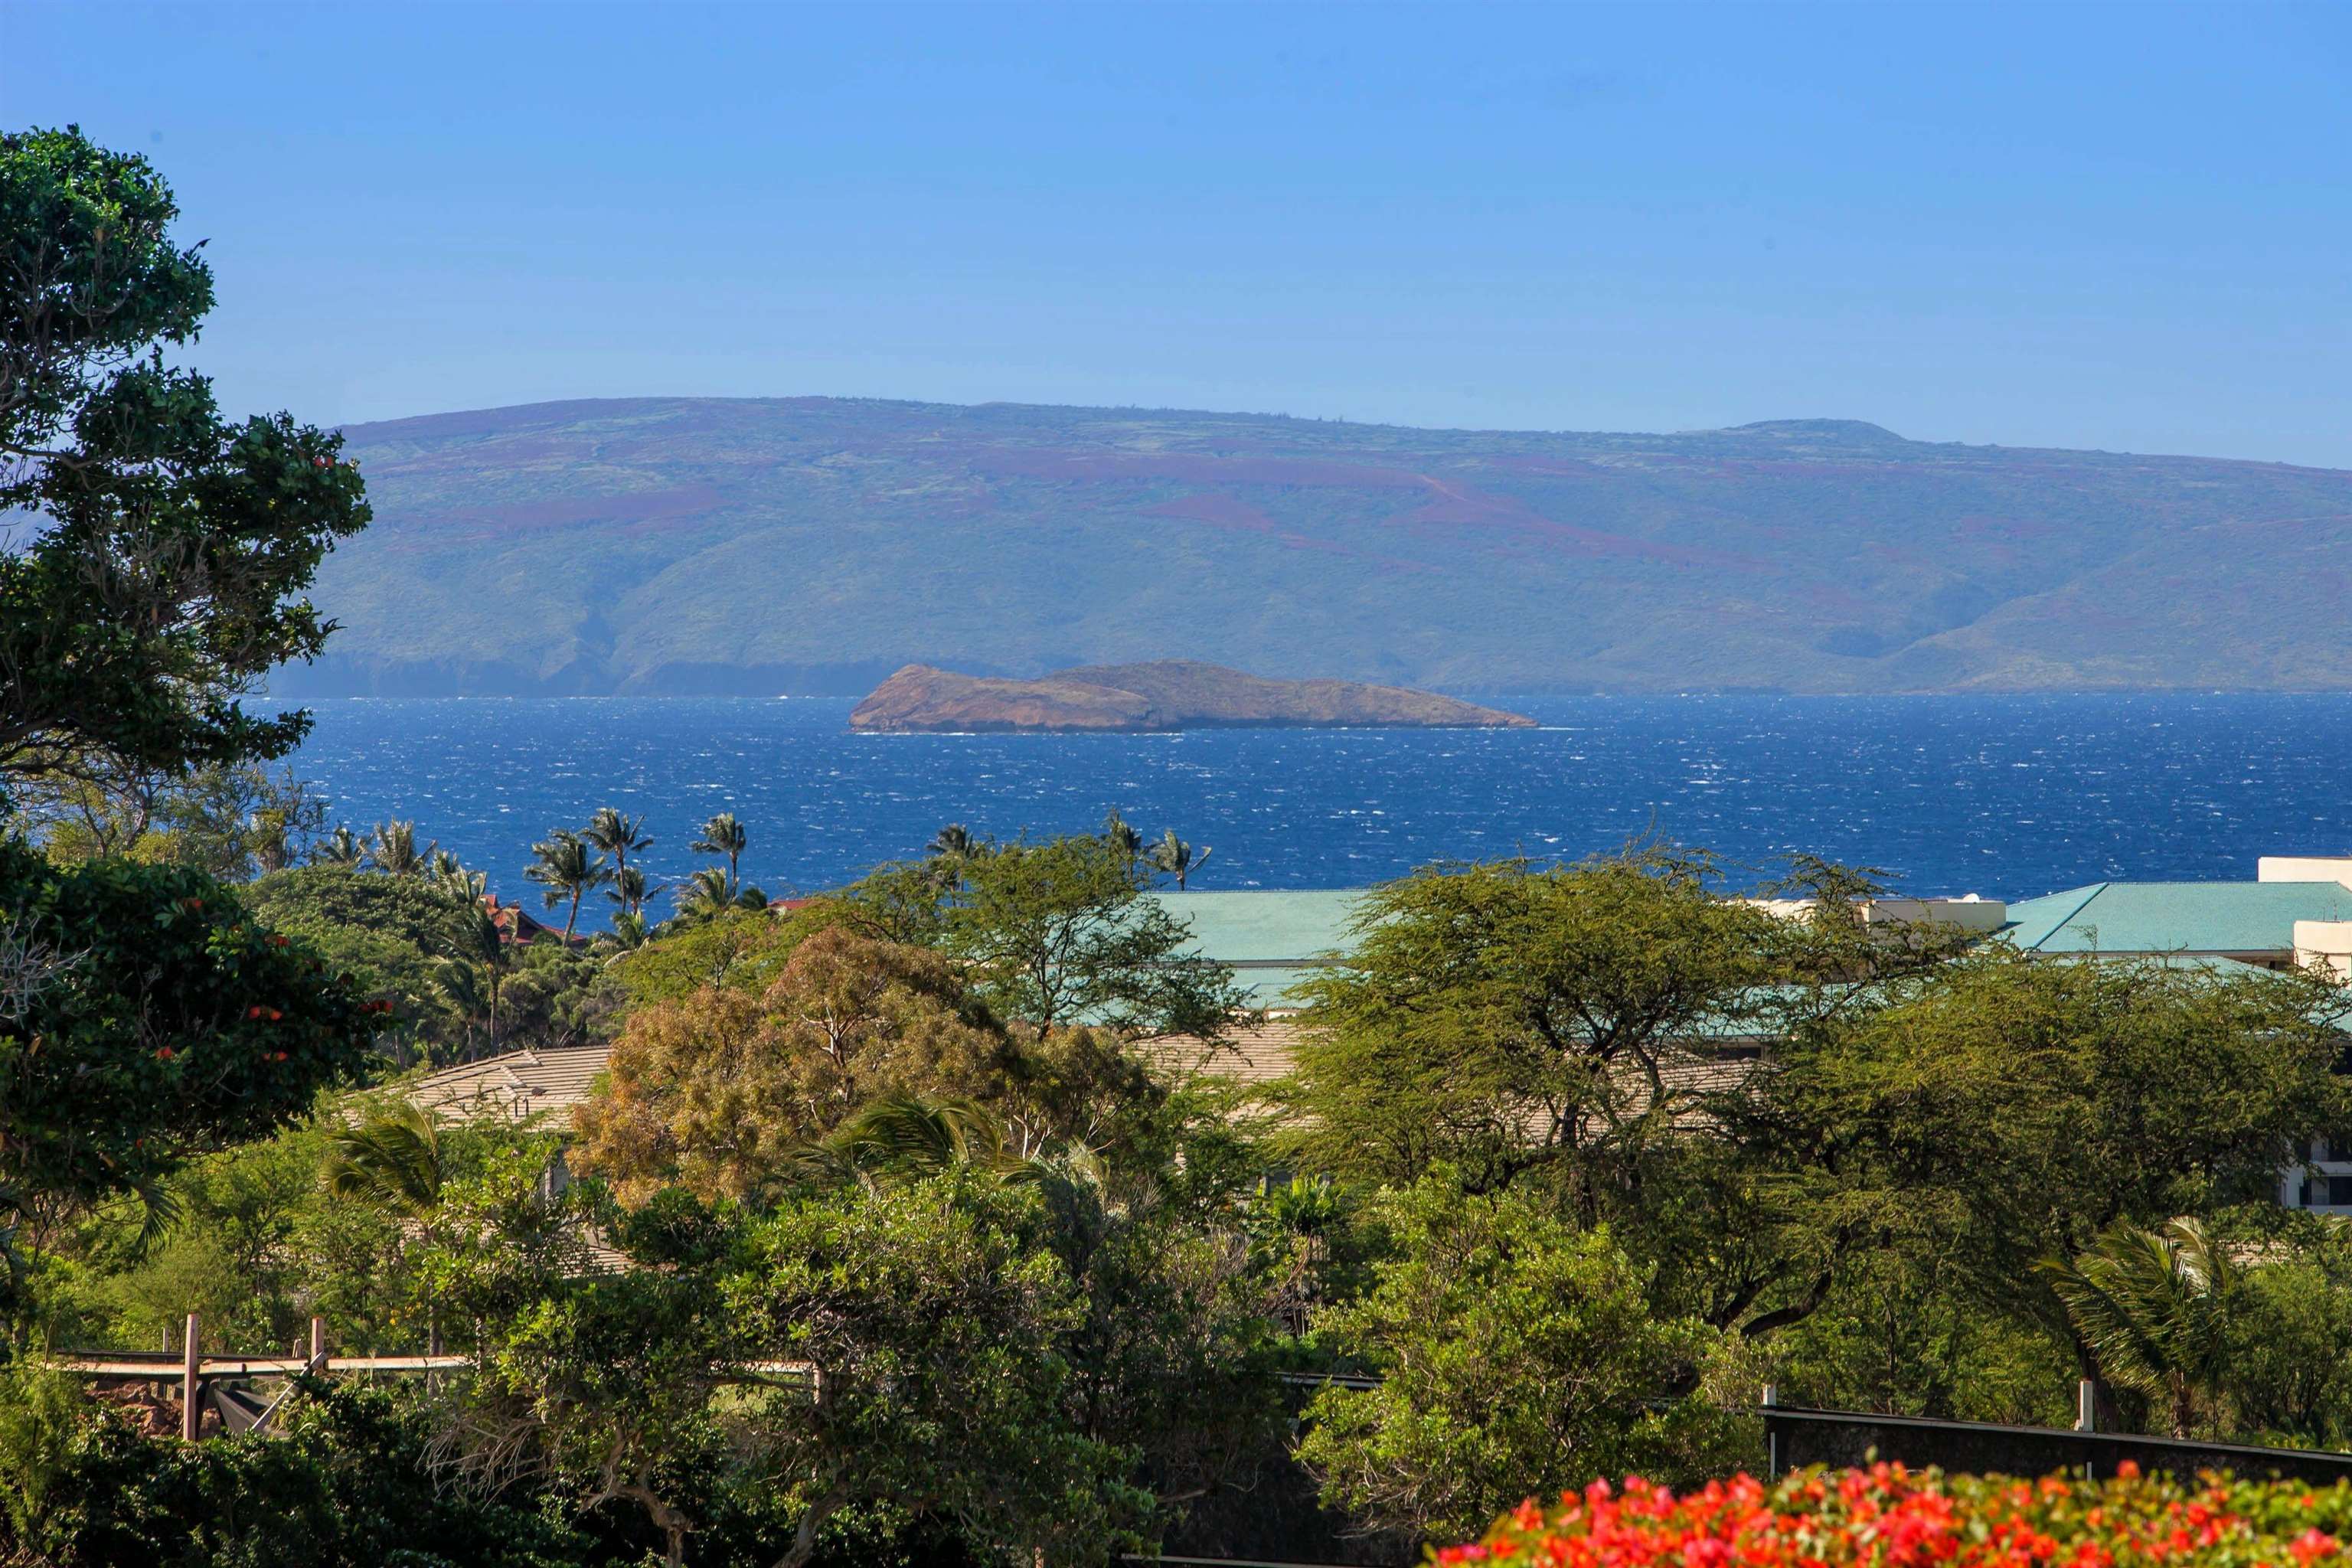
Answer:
280;395;2352;697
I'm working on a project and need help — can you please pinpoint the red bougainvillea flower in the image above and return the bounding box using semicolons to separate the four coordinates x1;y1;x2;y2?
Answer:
1447;1465;2352;1568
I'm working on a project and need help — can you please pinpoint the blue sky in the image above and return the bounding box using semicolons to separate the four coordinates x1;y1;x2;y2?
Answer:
9;2;2352;464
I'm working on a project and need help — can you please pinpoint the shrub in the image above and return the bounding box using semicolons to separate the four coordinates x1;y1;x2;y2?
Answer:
1448;1463;2352;1568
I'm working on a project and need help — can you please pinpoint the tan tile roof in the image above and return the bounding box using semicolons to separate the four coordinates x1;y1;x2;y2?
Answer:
411;1045;611;1127
1138;1014;1310;1087
1141;1014;1762;1132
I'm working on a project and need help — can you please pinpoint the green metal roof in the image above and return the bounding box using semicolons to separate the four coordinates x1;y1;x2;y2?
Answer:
2001;880;2352;956
1154;890;1365;965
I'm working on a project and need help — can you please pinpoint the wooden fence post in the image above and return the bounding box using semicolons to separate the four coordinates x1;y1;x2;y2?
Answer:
180;1312;201;1442
309;1315;326;1371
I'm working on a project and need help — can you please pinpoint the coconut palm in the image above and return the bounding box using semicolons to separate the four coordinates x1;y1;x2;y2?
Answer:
583;807;652;878
606;911;649;951
1102;809;1142;861
323;1099;452;1364
2040;1216;2233;1439
673;865;737;923
323;1099;446;1217
605;863;658;918
1146;828;1212;890
430;850;487;903
927;822;983;861
691;812;749;897
524;829;612;941
312;824;364;867
435;897;518;1054
364;819;434;877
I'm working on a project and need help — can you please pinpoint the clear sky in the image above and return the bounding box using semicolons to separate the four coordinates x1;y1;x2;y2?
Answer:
9;2;2351;465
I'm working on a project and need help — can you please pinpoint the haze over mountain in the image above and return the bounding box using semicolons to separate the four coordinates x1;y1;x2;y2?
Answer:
288;397;2352;697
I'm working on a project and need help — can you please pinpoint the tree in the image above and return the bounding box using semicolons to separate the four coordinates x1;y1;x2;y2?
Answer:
2041;1217;2233;1439
926;822;986;862
523;829;609;940
1285;848;1785;1198
240;864;484;1062
733;1178;1150;1567
573;928;1013;1203
1100;810;1142;861
312;825;364;867
945;832;1246;1037
322;1100;446;1219
606;863;655;919
583;806;652;880
671;865;736;923
691;812;748;898
0;840;380;1267
1145;828;1210;890
0;127;371;802
1745;949;2352;1349
437;899;515;1056
362;819;432;877
1296;1175;1747;1543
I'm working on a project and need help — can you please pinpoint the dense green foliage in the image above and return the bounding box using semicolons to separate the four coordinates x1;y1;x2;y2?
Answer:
0;127;370;797
0;1367;586;1567
1298;1176;1752;1541
0;841;378;1250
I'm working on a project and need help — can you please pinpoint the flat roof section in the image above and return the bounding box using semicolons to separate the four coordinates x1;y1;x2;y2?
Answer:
2002;880;2352;956
1154;889;1364;965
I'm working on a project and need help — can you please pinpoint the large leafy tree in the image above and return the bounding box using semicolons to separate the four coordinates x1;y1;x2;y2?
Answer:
1285;847;1787;1198
1739;949;2352;1371
731;1178;1152;1568
0;841;380;1268
1296;1175;1748;1544
573;928;1014;1203
0;127;370;799
944;833;1246;1037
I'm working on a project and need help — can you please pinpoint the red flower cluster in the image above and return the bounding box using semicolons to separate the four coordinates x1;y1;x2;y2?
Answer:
1448;1464;2352;1568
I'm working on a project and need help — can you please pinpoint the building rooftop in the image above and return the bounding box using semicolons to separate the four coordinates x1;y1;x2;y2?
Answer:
2001;880;2352;958
410;1045;609;1126
1155;889;1363;964
1994;884;2352;959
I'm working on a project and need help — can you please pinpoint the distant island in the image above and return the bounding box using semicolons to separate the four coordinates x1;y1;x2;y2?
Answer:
848;660;1536;733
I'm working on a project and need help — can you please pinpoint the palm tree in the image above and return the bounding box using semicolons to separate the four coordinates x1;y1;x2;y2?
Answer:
673;865;736;923
606;911;649;951
691;812;748;898
323;1099;446;1217
1146;828;1212;890
804;1093;1046;1190
312;825;364;867
2041;1216;2233;1439
439;903;514;1053
323;1099;451;1364
1102;809;1142;861
605;864;658;918
524;830;612;940
927;822;982;861
583;807;652;879
430;850;487;903
364;819;434;877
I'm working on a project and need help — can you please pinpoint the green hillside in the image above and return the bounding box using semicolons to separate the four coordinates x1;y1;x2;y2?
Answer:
283;397;2352;695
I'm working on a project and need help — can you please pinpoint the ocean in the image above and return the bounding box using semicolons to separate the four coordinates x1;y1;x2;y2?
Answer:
287;694;2352;913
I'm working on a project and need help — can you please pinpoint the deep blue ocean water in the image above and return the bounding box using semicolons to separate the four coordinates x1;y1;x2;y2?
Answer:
286;694;2352;908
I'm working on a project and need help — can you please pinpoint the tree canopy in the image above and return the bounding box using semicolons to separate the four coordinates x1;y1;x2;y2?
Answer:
0;127;371;799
